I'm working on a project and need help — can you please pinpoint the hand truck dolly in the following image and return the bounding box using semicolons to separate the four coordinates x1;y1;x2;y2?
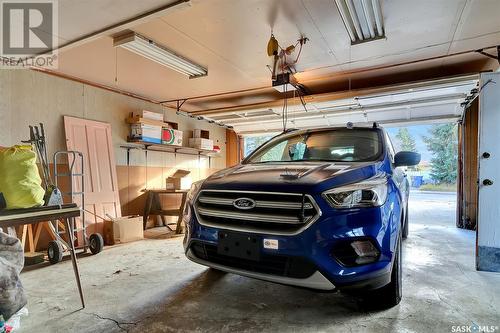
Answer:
46;151;104;264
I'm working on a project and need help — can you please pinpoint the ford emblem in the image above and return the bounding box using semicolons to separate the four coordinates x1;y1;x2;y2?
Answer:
233;197;256;210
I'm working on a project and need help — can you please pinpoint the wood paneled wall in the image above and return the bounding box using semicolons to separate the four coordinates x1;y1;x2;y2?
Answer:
117;164;221;224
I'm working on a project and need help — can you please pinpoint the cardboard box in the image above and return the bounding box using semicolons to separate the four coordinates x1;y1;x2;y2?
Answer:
189;138;213;150
162;128;183;146
193;129;210;139
103;216;143;245
132;110;163;121
166;178;192;190
130;123;162;143
166;169;191;190
165;121;179;130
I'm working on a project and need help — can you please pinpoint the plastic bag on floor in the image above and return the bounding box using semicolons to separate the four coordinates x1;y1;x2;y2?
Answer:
0;231;27;321
5;307;28;332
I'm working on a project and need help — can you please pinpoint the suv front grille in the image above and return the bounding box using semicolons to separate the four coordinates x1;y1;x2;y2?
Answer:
194;190;321;234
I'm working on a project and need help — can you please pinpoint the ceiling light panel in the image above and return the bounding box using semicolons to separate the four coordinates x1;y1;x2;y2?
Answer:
114;32;207;78
334;0;385;44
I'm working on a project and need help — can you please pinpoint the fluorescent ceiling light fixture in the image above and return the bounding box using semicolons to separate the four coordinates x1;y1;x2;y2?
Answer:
334;0;385;44
113;32;207;78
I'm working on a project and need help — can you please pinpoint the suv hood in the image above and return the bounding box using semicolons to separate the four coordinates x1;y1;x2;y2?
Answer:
203;161;383;193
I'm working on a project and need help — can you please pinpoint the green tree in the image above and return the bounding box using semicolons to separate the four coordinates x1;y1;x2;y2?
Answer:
395;128;417;152
244;136;272;157
422;124;458;184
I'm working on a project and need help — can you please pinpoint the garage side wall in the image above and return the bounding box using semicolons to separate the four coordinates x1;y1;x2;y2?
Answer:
477;72;500;272
0;69;227;224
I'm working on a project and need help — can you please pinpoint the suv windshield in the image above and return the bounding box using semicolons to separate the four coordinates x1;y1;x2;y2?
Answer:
244;129;383;163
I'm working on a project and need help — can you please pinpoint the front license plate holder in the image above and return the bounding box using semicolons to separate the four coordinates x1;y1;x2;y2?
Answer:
217;231;260;261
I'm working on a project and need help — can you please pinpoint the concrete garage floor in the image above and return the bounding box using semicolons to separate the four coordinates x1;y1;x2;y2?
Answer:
18;192;500;333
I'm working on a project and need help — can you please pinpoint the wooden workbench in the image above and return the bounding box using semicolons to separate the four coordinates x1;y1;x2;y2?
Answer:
143;189;188;234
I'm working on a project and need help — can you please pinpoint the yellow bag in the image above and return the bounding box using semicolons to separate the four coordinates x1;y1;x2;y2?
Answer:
0;145;45;209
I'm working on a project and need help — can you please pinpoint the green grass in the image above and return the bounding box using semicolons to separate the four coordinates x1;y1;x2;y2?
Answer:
418;183;457;192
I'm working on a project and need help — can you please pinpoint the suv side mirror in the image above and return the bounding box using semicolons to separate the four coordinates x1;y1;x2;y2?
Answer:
394;151;421;167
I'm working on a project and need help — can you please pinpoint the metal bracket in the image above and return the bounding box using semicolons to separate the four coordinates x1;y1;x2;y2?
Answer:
475;46;500;64
176;99;188;112
460;79;495;115
158;98;188;114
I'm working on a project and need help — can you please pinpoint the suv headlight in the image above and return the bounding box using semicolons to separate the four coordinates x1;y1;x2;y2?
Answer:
322;175;388;209
187;179;204;202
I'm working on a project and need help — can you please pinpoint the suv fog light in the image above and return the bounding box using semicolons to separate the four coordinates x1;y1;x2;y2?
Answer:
350;240;380;265
331;238;380;266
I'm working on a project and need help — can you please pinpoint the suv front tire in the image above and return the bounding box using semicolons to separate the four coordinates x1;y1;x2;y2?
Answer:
363;233;402;309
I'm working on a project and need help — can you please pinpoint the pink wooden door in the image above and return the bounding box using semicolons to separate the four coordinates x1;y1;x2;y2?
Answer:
64;116;121;235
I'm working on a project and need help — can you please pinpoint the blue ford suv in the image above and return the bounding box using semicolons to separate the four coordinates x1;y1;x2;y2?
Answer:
183;125;420;308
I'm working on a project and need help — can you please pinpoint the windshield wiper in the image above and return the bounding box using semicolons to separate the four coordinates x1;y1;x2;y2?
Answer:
288;159;338;162
246;160;286;164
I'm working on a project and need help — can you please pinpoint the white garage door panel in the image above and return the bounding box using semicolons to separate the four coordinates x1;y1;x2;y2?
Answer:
233;102;464;134
227;76;478;135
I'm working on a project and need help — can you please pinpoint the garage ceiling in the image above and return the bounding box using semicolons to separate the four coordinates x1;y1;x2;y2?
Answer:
45;0;498;133
53;0;186;47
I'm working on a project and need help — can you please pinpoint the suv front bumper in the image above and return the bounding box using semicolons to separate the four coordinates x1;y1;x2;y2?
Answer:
186;248;336;290
183;193;400;291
